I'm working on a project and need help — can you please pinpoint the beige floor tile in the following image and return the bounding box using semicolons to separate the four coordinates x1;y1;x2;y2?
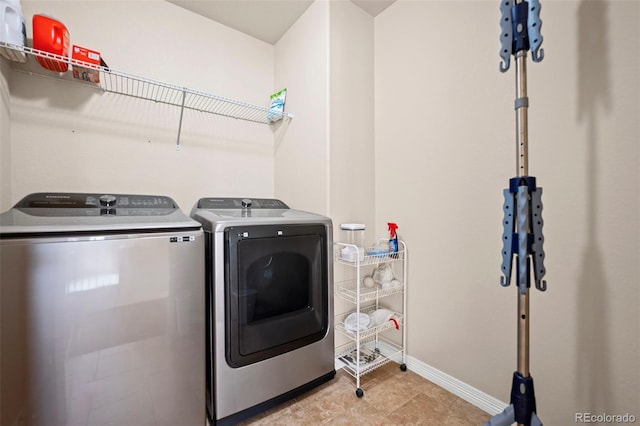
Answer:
242;364;491;425
385;392;451;425
445;398;492;424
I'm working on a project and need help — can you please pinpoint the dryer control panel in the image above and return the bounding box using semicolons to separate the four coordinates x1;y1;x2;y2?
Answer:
197;198;289;210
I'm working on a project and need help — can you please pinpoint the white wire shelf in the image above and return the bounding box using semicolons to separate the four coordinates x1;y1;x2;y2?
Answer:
334;243;405;267
1;41;293;146
335;279;404;304
335;305;404;341
336;337;404;378
333;238;407;396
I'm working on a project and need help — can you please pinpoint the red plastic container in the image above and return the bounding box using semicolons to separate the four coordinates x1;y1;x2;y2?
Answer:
32;14;69;72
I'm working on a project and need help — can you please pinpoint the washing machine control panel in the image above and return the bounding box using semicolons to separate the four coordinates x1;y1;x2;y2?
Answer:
197;198;289;210
15;193;178;216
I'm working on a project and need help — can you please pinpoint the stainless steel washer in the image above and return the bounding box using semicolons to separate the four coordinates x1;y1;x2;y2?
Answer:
0;192;205;426
191;197;335;425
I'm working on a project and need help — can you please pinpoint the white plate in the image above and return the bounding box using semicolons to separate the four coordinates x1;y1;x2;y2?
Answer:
344;312;371;332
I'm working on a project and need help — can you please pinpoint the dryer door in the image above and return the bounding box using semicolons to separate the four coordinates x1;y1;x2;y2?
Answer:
224;224;329;368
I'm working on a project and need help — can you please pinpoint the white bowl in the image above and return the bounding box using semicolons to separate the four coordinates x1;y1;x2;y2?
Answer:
344;312;371;332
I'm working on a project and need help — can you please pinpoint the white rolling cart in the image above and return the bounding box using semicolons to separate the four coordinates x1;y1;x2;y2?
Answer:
334;239;407;397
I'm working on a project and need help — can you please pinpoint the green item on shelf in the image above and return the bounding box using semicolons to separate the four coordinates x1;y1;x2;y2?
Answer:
267;88;287;122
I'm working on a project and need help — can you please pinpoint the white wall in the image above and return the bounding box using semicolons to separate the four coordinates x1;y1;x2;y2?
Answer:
0;58;11;210
375;0;639;424
274;0;375;235
329;1;375;236
4;0;276;211
274;1;330;215
326;0;376;355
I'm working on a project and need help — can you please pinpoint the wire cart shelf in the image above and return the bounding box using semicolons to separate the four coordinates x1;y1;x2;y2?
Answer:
334;239;408;397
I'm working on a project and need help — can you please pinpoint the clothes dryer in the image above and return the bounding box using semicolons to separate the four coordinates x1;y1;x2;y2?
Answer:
191;197;335;425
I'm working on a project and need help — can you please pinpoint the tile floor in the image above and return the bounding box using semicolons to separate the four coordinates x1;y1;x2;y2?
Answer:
238;362;491;425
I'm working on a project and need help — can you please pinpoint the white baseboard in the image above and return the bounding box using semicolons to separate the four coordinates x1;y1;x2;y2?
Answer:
406;355;508;416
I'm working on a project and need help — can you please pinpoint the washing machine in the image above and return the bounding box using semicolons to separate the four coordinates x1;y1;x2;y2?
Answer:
0;192;205;426
190;197;335;425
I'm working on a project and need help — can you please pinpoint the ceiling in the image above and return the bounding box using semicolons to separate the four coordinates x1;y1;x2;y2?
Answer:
167;0;397;45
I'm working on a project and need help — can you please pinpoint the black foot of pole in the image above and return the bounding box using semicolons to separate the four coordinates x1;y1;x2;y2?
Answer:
511;372;538;426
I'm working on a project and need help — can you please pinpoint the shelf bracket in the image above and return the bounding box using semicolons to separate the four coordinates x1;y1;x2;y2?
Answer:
176;89;186;151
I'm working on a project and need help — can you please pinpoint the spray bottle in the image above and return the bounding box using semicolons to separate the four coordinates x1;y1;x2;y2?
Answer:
387;222;398;253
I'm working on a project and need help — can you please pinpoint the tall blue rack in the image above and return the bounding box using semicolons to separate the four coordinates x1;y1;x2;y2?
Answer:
485;1;547;425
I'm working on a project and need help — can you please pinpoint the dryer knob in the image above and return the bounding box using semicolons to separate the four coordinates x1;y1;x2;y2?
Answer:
99;194;117;207
241;198;252;208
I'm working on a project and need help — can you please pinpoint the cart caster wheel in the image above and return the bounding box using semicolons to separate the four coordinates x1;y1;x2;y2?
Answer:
400;364;407;372
356;388;364;398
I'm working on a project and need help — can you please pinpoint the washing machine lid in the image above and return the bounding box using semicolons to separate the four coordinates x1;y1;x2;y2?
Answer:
0;192;202;236
191;197;331;232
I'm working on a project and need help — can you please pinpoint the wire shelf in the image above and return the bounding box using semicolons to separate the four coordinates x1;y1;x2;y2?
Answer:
335;305;404;340
334;242;405;267
1;41;292;129
335;279;404;304
336;337;404;378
